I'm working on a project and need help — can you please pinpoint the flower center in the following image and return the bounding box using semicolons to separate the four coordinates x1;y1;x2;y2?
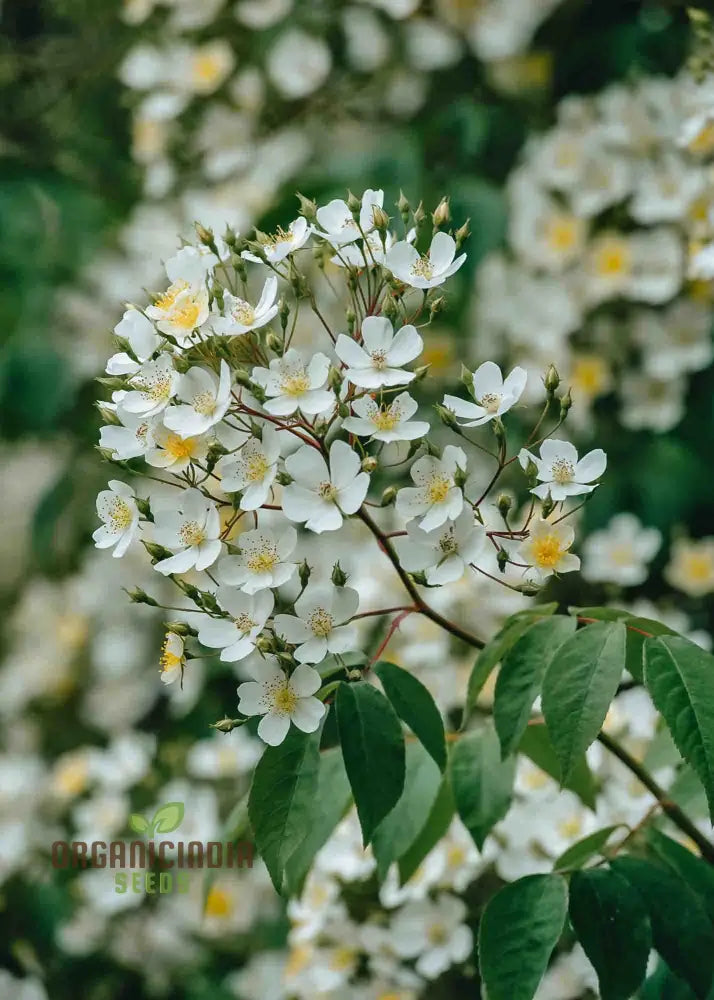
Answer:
107;498;133;532
192;390;216;416
246;543;278;573
154;280;188;311
372;404;400;431
594;238;631;277
551;459;575;484
172;300;202;330
532;534;564;569
438;531;458;554
136;369;173;402
307;608;334;637
280;369;311;396
165;433;197;460
193;53;224;85
479;392;502;413
244;452;269;482
427;475;451;504
179;520;206;547
204;885;232;918
546;214;580;253
411;255;434;279
273;685;298;714
160;640;182;673
231;300;255;326
427;923;448;946
370;349;388;370
318;480;338;501
267;225;293;247
610;543;634;566
330;946;356;971
235;613;257;635
683;552;714;582
558;815;583;839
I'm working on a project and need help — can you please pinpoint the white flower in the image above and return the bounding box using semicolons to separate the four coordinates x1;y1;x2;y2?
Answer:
518;518;581;580
252;349;334;416
330;227;406;268
145;424;209;473
152;488;222;575
581;513;661;587
106;308;159;375
216;428;281;509
212;276;279;335
335;317;423;388
443;361;527;426
266;28;331;99
385;231;466;289
282;440;370;533
145;278;210;344
99;410;156;460
342;391;429;442
395;445;466;531
274;584;359;663
237;657;325;745
120;353;178;418
244;217;310;264
92;480;140;558
218;525;297;593
395;509;486;585
665;537;714;597
313;188;384;246
197;587;273;662
388;894;473;979
163;360;231;437
166;244;220;285
519;439;607;502
159;633;185;685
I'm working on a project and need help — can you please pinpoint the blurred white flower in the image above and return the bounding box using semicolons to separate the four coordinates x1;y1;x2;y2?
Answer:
582;513;661;586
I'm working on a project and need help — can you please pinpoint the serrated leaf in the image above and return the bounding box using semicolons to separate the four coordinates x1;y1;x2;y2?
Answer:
612;855;714;999
129;813;149;835
152;801;184;834
478;873;568;1000
462;604;558;726
645;827;714;925
372;742;441;881
542;622;626;782
283;747;352;896
451;724;514;850
336;681;405;845
248;727;321;894
569;867;651;1000
518;724;597;810
553;825;624;872
644;635;714;822
570;607;678;682
374;660;446;771
398;775;455;885
495;616;577;759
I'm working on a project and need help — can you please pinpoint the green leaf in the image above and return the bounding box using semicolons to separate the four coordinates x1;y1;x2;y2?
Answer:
248;727;321;894
372;742;441;881
569;607;677;682
462;604;558;726
151;802;184;834
398;775;455;885
374;660;446;771
451;724;515;850
542;622;626;782
336;681;405;845
644;635;714;822
569;867;652;1000
645;827;714;925
129;813;149;835
553;825;624;872
518;724;598;810
612;856;714;999
494;616;577;759
283;748;352;896
478;873;568;1000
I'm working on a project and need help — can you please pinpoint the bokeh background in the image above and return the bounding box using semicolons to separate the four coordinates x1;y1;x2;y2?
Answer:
2;1;713;998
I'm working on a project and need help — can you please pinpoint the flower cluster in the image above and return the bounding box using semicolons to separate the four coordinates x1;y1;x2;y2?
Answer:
94;189;602;745
475;71;714;435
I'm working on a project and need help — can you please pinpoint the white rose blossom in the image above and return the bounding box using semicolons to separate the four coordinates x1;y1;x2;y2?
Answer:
519;439;607;502
237;657;325;746
252;348;334;416
197;587;273;662
282;440;370;533
335;316;423;388
396;445;467;531
395;509;487;585
342;391;430;442
385;231;466;289
120;353;178;418
216;428;281;509
212;276;279;336
152;488;222;575
218;525;298;593
313;188;384;245
93;480;140;558
274;584;360;664
443;361;527;426
106;307;159;375
163;359;232;437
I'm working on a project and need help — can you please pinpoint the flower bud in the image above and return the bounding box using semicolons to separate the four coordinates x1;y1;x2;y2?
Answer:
96;376;128;391
491;417;506;441
523;458;538;483
372;206;390;232
124;587;159;607
165;621;198;638
459;364;474;390
429;296;446;318
256;636;274;653
289;271;310;299
412;364;430;382
411;570;428;586
205;443;228;472
296;191;318;221
454;467;468;488
413;201;427;227
346;189;362;219
195;222;218;254
397;190;410;222
299;559;311;589
135;497;153;520
540;491;555;518
234;254;248;283
276;651;295;667
361;456;378;474
381;295;398;320
331;562;349;587
266;332;283;353
544;364;560;395
233;367;252;388
276;471;293;486
142;541;173;563
338;401;350;418
496;548;509;573
559;388;573;418
175;580;202;602
497;494;513;518
328;366;343;390
211;717;246;733
381;486;398;507
515;580;542;596
432;197;451;228
223;226;239;249
435;404;459;430
455;218;471;250
96;403;121;426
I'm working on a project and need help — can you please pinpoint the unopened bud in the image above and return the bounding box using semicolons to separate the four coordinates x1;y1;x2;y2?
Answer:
223;226;239;249
96;376;127;391
278;296;290;331
432;197;451;228
233;368;252;388
412;365;430;383
515;580;542;596
435;404;459;430
266;332;283;353
142;541;173;563
454;218;471;250
96;403;120;426
124;587;159;607
328;366;343;390
544;364;560;395
524;458;538;483
381;486;398;507
299;559;311;588
165;621;198;638
205;443;228;473
497;494;513;518
381;295;398;320
496;548;509;573
276;651;295;667
346;189;361;218
372;206;390;232
331;562;349;587
136;497;153;520
491;417;506;440
296;191;317;221
256;636;274;653
459;364;474;390
429;296;446;318
195;222;217;254
276;471;293;486
361;456;378;474
338;401;350;418
397;190;410;222
211;717;245;733
540;492;555;518
559;388;573;418
454;467;468;488
412;201;426;227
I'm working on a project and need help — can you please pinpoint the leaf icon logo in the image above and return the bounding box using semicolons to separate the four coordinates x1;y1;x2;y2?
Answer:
128;802;185;838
